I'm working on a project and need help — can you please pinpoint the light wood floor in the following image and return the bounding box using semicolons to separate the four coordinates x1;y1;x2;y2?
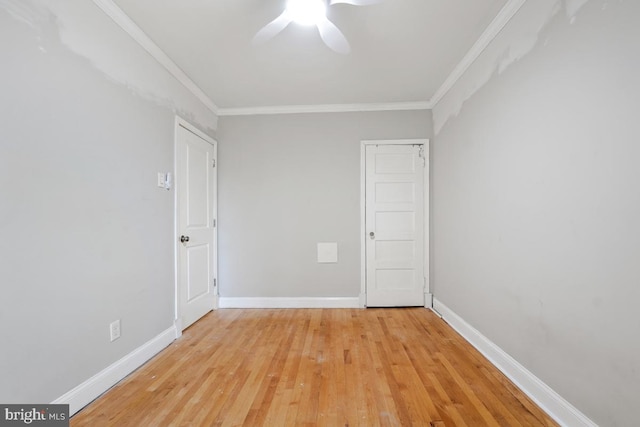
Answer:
72;308;557;426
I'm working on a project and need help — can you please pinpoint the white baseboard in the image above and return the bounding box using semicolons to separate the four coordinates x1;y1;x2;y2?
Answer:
424;292;433;308
219;297;360;309
174;318;183;338
432;299;597;427
52;326;177;416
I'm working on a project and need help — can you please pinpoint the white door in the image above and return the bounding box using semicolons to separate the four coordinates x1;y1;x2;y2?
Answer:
176;122;217;330
365;144;425;307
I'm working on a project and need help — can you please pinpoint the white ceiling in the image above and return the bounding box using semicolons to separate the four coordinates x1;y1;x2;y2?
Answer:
111;0;508;112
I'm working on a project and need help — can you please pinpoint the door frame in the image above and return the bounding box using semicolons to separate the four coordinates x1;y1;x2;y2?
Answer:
360;139;430;308
173;116;218;336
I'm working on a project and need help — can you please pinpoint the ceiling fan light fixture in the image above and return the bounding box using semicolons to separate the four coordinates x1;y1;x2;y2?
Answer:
286;0;327;26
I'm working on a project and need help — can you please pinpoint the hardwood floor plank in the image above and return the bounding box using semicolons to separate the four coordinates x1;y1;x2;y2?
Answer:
71;308;559;427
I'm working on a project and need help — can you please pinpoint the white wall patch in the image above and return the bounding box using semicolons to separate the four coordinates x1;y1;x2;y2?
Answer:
317;242;338;263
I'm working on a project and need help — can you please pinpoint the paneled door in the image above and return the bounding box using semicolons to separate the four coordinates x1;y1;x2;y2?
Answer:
365;144;426;307
176;121;217;330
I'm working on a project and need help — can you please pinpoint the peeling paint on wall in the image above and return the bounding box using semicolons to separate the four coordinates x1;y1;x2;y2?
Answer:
0;0;46;30
565;0;590;20
0;0;217;133
433;0;597;136
431;0;640;424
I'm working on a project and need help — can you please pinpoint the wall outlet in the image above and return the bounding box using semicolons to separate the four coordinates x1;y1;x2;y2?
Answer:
110;319;121;342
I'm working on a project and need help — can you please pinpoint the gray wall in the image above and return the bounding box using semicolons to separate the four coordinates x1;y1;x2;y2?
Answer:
217;111;431;299
432;1;640;425
0;0;216;403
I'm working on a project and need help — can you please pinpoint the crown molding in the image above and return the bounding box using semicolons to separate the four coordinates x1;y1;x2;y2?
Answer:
429;0;527;107
92;0;219;115
217;101;432;116
214;0;528;118
92;0;525;118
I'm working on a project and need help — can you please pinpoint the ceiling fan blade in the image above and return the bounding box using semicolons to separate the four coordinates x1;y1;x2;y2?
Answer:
252;11;293;45
317;16;350;54
329;0;383;6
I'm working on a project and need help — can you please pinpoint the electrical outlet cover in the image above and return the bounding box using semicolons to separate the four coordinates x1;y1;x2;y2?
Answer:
110;320;121;342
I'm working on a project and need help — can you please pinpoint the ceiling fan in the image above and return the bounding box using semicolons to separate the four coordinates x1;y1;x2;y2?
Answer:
252;0;381;54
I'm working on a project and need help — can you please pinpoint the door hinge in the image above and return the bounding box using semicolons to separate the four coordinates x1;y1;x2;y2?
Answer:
213;219;217;228
212;159;216;168
213;278;217;287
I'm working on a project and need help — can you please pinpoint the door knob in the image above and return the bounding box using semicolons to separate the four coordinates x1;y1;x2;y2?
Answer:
369;232;375;240
180;235;190;243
